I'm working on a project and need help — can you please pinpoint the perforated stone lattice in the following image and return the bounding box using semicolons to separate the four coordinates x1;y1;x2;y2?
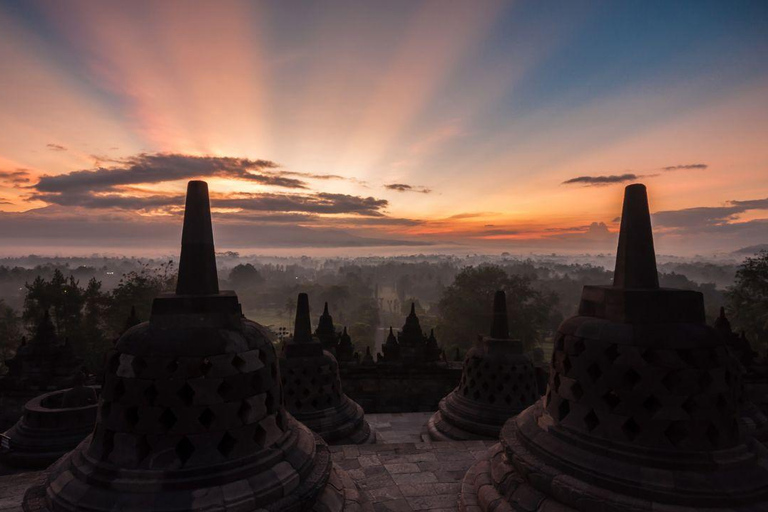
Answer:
456;356;539;407
544;325;742;451
90;339;286;469
281;356;343;412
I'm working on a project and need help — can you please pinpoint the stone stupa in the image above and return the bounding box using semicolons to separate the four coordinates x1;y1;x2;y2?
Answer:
24;181;362;511
426;290;538;441
280;293;374;445
460;184;768;511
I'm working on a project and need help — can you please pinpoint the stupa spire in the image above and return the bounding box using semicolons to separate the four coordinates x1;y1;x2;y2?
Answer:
293;293;313;343
490;290;509;339
176;180;219;295
613;183;659;289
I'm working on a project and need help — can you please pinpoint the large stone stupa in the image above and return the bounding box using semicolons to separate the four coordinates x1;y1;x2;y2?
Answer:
280;294;374;445
24;181;362;512
460;184;768;511
426;290;538;441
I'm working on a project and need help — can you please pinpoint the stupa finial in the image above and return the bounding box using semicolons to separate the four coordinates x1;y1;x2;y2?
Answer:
293;293;313;343
613;183;659;289
490;290;509;339
176;180;219;295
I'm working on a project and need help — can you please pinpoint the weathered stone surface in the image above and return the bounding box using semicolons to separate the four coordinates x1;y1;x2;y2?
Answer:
21;181;361;512
1;386;98;469
460;184;768;511
427;291;539;441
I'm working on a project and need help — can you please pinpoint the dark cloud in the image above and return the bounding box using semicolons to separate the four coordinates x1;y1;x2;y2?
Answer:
385;183;432;194
0;169;31;185
46;143;67;151
662;163;708;171
653;198;768;229
561;174;639;186
34;153;299;194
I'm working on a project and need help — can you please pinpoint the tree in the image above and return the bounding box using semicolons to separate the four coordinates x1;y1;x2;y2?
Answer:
22;270;84;343
229;264;264;288
437;265;556;350
726;251;768;354
0;300;21;375
107;261;176;335
81;278;110;369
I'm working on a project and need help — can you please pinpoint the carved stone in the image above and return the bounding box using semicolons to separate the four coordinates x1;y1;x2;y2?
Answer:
460;184;768;511
23;181;362;512
427;291;538;441
281;294;374;445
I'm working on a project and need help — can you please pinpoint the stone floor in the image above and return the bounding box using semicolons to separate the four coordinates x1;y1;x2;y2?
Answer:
0;412;496;511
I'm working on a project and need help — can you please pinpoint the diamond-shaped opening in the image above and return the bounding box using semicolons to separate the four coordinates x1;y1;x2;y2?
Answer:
699;372;713;390
642;395;662;415
101;429;115;461
199;408;215;429
254;423;267;447
678;349;695;366
562;355;572;375
125;406;140;429
200;358;213;376
218;432;236;457
131;356;147;376
706;423;720;448
100;401;112;420
113;379;126;401
662;371;681;391
302;388;310;397
159;408;177;431
177;383;195;406
604;344;619;362
716;394;728;411
571;382;583;401
621;417;640;441
584;409;599;431
623;368;641;388
232;354;246;372
642;348;660;365
218;379;234;399
166;359;179;374
107;353;121;374
295;399;303;410
175;437;194;465
135;436;150;466
557;399;570;421
602;390;620;411
587;363;602;383
572;338;586;355
681;396;698;416
143;384;158;405
665;421;688;447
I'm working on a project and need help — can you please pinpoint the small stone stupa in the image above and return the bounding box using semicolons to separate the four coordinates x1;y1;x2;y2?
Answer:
427;290;538;441
2;311;83;392
280;294;374;445
24;181;362;511
460;184;768;511
315;302;339;355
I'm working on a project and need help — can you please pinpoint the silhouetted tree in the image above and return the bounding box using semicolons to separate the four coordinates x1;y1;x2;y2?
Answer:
229;264;264;288
0;300;21;374
726;251;768;354
437;265;556;350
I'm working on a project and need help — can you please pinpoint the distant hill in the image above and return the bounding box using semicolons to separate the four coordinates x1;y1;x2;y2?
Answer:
733;244;768;255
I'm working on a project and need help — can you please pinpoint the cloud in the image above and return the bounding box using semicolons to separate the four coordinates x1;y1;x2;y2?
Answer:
653;197;768;229
0;169;31;185
662;163;708;171
561;173;639;186
46;143;67;151
34;153;300;195
385;183;432;193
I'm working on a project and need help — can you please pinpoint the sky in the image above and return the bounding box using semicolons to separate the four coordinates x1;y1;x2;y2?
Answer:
0;0;767;257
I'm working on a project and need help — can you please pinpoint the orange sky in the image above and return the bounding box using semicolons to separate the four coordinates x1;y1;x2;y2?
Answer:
0;1;767;256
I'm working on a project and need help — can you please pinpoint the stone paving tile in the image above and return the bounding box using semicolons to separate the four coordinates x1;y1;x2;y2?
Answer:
330;440;496;511
0;471;42;512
